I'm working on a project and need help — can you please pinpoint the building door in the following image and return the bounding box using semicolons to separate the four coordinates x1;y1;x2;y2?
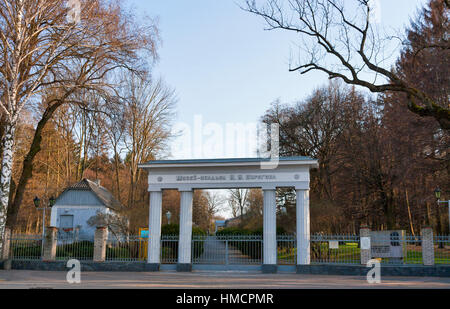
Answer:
60;215;74;238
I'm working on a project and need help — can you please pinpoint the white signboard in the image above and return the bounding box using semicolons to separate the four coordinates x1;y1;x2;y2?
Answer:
361;237;371;250
149;172;308;185
329;241;339;249
370;230;405;259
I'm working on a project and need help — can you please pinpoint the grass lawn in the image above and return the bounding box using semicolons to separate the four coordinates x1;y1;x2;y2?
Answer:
277;243;450;265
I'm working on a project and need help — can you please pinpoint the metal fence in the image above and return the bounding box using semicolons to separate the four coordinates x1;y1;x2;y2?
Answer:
5;233;450;267
402;235;423;265
434;235;450;265
56;234;94;261
310;234;360;264
9;234;42;260
192;235;223;264
161;235;179;264
226;235;263;265
191;235;263;265
106;235;145;262
277;235;296;265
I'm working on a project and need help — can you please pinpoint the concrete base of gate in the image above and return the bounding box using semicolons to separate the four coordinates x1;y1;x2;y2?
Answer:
177;263;192;272
296;264;450;277
262;264;277;274
5;261;450;277
145;263;160;272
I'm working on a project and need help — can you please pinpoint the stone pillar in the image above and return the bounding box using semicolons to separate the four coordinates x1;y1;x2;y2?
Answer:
296;189;310;265
1;227;11;261
93;227;108;262
360;226;371;265
421;227;434;266
42;227;58;262
178;190;193;272
263;189;277;273
147;190;162;271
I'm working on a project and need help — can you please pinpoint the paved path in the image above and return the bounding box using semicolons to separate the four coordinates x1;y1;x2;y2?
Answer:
0;270;449;289
196;237;255;264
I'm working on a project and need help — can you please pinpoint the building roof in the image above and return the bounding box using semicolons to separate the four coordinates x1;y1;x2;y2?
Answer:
139;156;318;168
59;179;124;212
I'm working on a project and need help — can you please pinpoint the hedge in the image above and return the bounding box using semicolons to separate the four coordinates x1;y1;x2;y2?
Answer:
216;227;287;260
11;244;41;258
160;224;207;260
56;241;94;259
216;227;286;236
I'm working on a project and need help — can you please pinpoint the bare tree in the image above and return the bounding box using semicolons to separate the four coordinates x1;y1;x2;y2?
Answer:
1;0;159;243
244;0;449;129
121;73;176;208
204;191;226;217
227;189;249;218
87;212;129;238
104;98;127;201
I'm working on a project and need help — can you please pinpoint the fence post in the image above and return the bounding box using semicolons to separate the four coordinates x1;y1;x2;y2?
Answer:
1;228;11;261
421;227;434;266
360;226;371;265
225;239;229;265
94;226;108;262
42;227;58;262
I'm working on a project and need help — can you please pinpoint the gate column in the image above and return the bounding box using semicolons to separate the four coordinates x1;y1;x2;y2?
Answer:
263;188;277;273
147;190;162;271
296;189;311;266
178;190;193;272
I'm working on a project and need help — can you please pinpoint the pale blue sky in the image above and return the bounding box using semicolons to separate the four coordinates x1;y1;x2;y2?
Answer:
127;0;428;159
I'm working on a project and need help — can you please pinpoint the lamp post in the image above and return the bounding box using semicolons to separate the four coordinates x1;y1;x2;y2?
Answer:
166;211;172;225
34;196;56;253
435;188;450;233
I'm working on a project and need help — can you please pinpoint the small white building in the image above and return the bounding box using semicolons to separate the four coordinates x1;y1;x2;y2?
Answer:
50;179;124;239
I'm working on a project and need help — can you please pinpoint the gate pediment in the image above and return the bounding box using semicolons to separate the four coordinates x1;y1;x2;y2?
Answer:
139;157;318;191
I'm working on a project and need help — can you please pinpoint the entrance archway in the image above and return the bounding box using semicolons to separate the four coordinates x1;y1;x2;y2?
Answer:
139;156;318;273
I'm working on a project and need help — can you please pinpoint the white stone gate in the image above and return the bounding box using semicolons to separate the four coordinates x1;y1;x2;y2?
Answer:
139;157;318;273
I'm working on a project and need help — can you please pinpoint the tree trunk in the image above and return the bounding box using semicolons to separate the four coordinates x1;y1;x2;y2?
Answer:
0;114;6;161
435;201;444;235
405;190;416;237
381;189;396;230
0;122;16;254
114;151;121;201
5;103;61;230
76;114;85;181
426;202;432;226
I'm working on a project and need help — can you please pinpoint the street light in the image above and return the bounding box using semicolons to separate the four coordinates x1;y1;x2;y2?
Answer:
434;187;442;200
166;211;172;225
33;196;41;208
434;187;450;234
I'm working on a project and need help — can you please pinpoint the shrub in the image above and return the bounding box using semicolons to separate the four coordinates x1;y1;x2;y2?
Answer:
216;227;287;260
216;227;286;236
56;241;94;259
11;244;41;258
106;247;131;259
161;224;179;236
160;224;207;259
252;227;287;236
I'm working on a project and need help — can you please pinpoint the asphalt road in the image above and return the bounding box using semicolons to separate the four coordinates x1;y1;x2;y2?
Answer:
0;270;449;289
